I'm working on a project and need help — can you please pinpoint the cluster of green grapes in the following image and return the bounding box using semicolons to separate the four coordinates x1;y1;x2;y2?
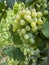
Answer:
12;7;44;44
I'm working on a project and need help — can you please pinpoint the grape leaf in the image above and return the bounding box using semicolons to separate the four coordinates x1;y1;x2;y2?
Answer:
0;61;8;65
13;48;25;61
42;22;49;38
3;46;13;58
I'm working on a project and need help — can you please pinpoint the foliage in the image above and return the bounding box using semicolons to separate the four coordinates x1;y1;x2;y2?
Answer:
0;0;49;65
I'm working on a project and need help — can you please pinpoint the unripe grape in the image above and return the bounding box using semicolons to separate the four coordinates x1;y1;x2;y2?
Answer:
24;15;32;23
17;29;20;33
37;19;43;25
19;10;26;16
31;22;36;28
20;29;26;35
24;34;29;40
26;9;31;15
12;20;18;26
32;12;37;18
33;18;37;23
32;26;38;32
43;3;47;8
31;8;36;12
28;33;33;37
43;10;48;15
29;38;35;44
37;12;43;18
25;25;31;31
20;19;25;26
16;14;21;21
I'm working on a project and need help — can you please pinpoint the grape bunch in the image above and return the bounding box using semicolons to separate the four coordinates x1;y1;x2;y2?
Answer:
12;6;44;45
12;0;49;45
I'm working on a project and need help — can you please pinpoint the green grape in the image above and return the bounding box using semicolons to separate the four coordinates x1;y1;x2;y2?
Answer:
33;18;37;23
37;18;43;25
43;10;48;15
12;20;18;26
28;33;33;37
29;38;35;44
20;19;26;26
31;22;36;28
12;20;19;32
37;12;43;18
20;29;26;35
16;14;21;21
24;15;32;23
26;9;31;15
31;8;36;12
25;25;31;31
32;26;38;32
32;11;37;18
19;10;26;16
17;29;20;33
43;3;47;8
24;34;29;40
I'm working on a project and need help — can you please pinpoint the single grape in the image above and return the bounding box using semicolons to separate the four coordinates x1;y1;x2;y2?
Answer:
31;22;36;28
20;19;25;26
43;3;47;8
32;26;38;32
24;15;32;23
20;29;26;35
26;9;31;15
37;19;43;25
43;10;48;15
29;38;35;44
24;34;29;40
31;8;36;12
33;18;37;23
19;10;26;16
37;12;43;18
16;14;21;21
32;12;37;18
12;20;18;26
28;33;33;37
25;25;31;31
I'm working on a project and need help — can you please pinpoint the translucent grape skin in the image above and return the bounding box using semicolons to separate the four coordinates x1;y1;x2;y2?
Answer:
25;25;31;31
24;34;29;40
37;12;43;18
29;38;35;44
43;10;48;15
31;22;36;28
20;29;26;35
37;19;43;25
20;19;25;26
32;12;37;18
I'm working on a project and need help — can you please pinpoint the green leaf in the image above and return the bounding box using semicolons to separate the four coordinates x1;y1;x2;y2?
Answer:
0;61;8;65
0;2;5;11
42;22;49;38
3;46;13;58
13;48;25;61
0;0;4;2
6;0;15;8
6;0;25;8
